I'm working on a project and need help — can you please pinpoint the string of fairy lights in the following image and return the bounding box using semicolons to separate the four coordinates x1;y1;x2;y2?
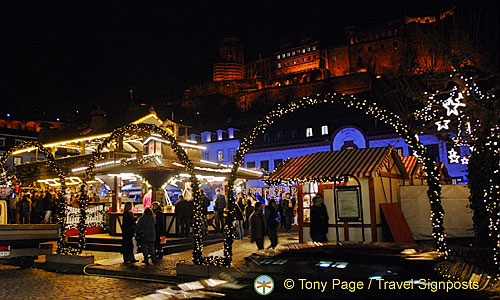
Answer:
226;92;449;258
414;69;500;272
2;73;495;269
0;141;78;254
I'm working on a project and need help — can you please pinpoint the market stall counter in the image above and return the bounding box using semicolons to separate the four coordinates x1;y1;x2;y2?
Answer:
109;210;216;236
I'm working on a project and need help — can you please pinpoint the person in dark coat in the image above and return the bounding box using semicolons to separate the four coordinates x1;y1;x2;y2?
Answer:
175;195;191;236
135;207;156;264
152;202;165;259
213;188;226;233
250;202;267;251
310;193;329;242
201;190;211;234
17;195;32;224
235;194;245;239
31;192;44;224
42;191;54;223
244;199;254;231
280;194;292;232
265;198;279;249
122;202;137;264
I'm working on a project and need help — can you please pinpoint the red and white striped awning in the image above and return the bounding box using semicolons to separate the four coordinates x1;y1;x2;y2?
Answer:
401;156;419;176
266;147;404;183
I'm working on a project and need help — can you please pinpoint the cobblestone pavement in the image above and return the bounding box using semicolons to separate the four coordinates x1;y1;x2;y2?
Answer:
0;265;168;300
93;231;300;275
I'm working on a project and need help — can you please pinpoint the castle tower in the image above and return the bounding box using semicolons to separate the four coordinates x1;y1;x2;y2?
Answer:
213;38;245;81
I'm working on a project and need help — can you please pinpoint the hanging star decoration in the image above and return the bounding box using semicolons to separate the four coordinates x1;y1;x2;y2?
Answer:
442;92;466;116
461;156;469;165
448;148;461;164
436;119;451;131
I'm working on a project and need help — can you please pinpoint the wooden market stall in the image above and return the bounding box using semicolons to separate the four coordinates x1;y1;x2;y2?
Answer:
400;156;451;185
266;146;409;243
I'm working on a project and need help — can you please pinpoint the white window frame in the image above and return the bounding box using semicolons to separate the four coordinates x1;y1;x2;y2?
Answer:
321;125;328;135
306;128;313;137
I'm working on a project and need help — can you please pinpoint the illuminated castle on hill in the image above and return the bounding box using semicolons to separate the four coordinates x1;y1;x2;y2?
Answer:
184;9;454;110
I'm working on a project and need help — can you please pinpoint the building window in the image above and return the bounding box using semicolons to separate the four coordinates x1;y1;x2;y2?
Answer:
302;49;305;53
425;144;440;162
277;130;283;141
274;159;283;170
278;62;281;68
202;151;209;160
260;160;269;172
321;125;328;135
312;46;316;51
306;128;313;137
14;156;22;165
277;55;280;59
202;132;211;143
293;59;296;64
264;133;270;143
307;47;311;52
287;52;290;57
217;150;224;162
292;51;295;56
247;161;255;168
229;148;235;161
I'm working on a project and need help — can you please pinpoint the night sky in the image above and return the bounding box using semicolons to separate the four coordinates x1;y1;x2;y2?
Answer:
1;0;457;123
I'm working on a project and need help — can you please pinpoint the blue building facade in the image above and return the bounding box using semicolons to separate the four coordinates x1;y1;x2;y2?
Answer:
196;124;469;192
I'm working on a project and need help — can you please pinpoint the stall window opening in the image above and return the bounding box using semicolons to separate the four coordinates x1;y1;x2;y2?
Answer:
306;128;313;137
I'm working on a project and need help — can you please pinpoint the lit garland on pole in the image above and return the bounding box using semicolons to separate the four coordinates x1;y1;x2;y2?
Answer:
0;141;78;254
224;92;449;262
469;124;500;274
77;123;213;265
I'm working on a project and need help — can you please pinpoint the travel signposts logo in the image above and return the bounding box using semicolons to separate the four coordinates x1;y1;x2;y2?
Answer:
254;275;274;295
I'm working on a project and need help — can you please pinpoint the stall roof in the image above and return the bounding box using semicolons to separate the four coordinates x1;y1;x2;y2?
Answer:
401;156;451;182
401;156;419;176
265;147;408;184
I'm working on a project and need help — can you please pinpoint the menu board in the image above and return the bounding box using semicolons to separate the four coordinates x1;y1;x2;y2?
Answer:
335;187;361;222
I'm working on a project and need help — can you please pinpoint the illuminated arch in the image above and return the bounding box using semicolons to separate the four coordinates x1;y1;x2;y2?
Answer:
216;93;449;266
78;123;210;258
10;120;24;130
25;121;38;132
0;141;77;254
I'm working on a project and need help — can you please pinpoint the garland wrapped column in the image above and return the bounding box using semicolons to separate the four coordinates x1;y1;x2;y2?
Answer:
223;93;448;266
0;141;78;254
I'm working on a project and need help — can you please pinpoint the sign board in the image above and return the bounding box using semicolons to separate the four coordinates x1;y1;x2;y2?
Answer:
335;186;361;222
0;186;11;200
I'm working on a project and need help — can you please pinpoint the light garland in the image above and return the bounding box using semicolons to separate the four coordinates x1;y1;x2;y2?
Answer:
0;141;79;255
225;92;449;259
421;68;499;273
